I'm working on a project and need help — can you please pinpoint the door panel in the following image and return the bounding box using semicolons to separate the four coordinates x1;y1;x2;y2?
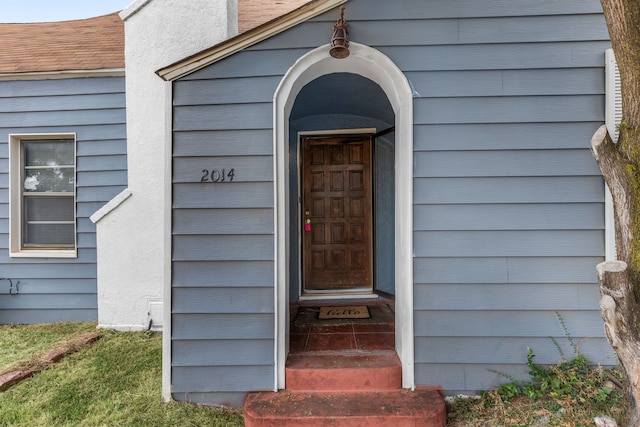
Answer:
302;136;373;292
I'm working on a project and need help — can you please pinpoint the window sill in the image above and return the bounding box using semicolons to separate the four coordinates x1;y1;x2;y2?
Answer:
10;249;77;259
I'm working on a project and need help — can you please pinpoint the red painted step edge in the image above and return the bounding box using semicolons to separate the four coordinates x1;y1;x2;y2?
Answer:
244;389;447;427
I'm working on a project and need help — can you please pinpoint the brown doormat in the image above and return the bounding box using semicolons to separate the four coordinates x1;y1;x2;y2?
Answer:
318;306;370;319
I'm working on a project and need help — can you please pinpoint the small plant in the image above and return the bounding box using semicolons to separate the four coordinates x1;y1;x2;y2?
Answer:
616;120;630;133
452;314;627;426
496;380;521;401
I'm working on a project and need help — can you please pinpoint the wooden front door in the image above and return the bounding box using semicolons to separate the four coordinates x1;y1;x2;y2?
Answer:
302;136;373;292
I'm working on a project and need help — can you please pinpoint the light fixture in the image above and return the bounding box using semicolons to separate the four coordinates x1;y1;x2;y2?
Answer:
330;6;349;59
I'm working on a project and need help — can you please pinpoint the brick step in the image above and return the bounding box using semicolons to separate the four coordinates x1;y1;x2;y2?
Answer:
285;350;401;392
243;389;446;427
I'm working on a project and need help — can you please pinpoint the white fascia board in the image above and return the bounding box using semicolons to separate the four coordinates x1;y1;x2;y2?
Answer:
0;68;124;82
119;0;153;21
90;189;133;224
157;0;347;81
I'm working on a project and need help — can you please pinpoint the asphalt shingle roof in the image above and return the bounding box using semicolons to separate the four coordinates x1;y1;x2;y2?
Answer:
0;12;124;74
0;1;310;75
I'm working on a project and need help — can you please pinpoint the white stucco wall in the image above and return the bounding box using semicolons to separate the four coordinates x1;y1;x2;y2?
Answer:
93;0;238;331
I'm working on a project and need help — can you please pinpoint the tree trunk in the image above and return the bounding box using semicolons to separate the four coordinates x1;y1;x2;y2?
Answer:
597;261;640;426
595;1;640;425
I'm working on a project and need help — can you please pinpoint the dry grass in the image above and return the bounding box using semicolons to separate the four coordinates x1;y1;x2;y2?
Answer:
446;366;628;426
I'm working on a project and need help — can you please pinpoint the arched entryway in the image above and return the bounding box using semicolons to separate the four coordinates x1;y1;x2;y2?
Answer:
274;43;414;390
289;73;395;299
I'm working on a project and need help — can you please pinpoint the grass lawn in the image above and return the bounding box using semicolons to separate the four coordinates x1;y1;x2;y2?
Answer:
0;324;243;427
0;322;96;373
0;322;629;426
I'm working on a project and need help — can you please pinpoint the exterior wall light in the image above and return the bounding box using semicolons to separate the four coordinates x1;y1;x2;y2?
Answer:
330;6;349;59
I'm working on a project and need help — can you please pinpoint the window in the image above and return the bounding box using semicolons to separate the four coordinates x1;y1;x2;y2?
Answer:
9;134;77;258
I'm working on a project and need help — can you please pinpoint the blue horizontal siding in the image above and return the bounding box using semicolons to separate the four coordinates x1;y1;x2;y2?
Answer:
407;68;605;98
414;257;603;284
0;109;125;128
314;0;604;21
0;93;124;113
173;77;281;105
0;76;126;324
172;261;274;287
382;41;611;72
171;0;611;403
77;154;127;172
173;209;273;235
0;263;96;279
0;278;96;294
414;122;603;151
414;283;600;311
414;203;604;231
414;230;604;257
172;235;274;261
0;77;124;97
415;95;604;124
172;313;274;340
414;149;601;177
172;287;273;313
182;48;311;80
172;339;273;366
414;310;605;337
415;176;604;204
255;14;607;50
0;124;126;141
0;309;96;324
173;130;273;156
173;182;274;208
415;337;615;365
173;104;271;131
172;366;273;393
0;294;96;309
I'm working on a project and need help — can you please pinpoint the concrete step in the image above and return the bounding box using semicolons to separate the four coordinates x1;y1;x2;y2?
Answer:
244;389;446;427
285;350;401;392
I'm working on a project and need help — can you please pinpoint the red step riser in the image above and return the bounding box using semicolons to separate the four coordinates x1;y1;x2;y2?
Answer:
285;351;402;392
286;365;402;392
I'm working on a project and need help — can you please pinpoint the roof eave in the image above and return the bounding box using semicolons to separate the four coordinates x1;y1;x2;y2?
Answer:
157;0;347;81
0;68;125;82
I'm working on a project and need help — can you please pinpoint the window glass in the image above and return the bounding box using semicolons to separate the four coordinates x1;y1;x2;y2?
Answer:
24;140;74;166
19;139;75;250
23;141;74;193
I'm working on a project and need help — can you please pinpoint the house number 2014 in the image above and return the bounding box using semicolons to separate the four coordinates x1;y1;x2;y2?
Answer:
200;168;235;183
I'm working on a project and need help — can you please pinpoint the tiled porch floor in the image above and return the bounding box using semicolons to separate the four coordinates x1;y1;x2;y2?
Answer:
290;307;395;353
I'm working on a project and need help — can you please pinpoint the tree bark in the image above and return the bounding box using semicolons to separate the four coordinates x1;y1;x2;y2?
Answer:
596;1;640;425
597;261;640;426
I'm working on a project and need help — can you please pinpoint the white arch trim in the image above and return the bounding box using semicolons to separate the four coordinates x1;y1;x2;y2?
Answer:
273;42;414;390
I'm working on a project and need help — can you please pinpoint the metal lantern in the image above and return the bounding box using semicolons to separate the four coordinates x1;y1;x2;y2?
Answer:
330;7;349;59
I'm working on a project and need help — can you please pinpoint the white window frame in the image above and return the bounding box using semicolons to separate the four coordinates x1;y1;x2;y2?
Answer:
9;133;77;258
